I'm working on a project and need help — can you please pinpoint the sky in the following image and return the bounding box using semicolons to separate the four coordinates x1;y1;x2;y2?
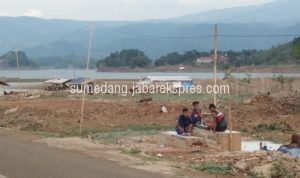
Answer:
0;0;274;21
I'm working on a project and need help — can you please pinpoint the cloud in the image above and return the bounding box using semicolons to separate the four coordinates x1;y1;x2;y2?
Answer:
23;9;43;17
177;0;203;7
0;11;8;16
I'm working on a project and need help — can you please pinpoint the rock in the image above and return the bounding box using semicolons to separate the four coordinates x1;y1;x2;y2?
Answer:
4;107;18;115
233;157;260;172
243;98;252;105
161;106;168;113
245;157;260;168
139;97;153;103
27;94;40;99
251;163;273;178
23;123;43;131
233;160;249;171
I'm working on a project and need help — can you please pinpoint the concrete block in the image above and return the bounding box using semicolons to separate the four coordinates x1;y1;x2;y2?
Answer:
158;131;204;149
192;128;241;151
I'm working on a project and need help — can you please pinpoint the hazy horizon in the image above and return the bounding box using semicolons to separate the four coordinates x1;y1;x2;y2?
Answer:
0;0;274;21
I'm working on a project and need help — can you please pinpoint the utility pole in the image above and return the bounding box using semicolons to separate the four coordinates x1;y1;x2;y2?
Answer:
14;48;21;91
213;24;218;105
79;22;94;134
228;67;233;151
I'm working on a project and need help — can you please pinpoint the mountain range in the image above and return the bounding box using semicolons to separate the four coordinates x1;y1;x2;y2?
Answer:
0;0;299;60
167;0;300;25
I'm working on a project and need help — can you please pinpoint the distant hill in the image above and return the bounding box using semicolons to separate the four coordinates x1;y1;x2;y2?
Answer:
32;55;97;69
1;19;298;60
0;0;299;61
225;41;297;67
96;49;152;69
168;0;300;25
0;51;38;69
152;37;300;68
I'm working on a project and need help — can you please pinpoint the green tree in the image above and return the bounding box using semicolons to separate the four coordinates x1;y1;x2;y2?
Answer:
293;37;300;60
154;50;209;66
0;51;38;68
96;49;152;68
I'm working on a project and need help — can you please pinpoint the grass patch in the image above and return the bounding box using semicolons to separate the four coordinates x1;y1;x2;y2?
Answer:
87;125;173;144
141;155;160;163
188;162;235;175
120;148;142;155
146;93;210;101
171;164;182;169
270;161;295;178
253;122;293;133
247;170;265;178
31;131;62;138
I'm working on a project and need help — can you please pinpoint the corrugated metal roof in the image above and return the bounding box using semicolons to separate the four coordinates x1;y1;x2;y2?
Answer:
0;81;9;86
143;76;192;82
69;77;87;84
44;78;71;84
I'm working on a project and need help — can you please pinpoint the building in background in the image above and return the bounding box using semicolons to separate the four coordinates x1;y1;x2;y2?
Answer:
195;54;228;66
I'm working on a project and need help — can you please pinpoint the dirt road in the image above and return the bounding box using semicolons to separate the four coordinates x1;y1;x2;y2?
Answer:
0;134;166;178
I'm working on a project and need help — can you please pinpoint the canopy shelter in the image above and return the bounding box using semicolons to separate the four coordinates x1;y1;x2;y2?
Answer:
44;78;71;91
0;80;9;96
0;81;9;86
69;77;87;85
141;76;192;82
68;77;94;94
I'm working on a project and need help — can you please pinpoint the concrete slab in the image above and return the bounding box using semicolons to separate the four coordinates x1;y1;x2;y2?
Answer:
192;128;241;151
158;131;204;149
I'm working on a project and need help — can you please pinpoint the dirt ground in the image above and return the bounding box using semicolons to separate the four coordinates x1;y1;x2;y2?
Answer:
0;90;299;141
1;79;300;177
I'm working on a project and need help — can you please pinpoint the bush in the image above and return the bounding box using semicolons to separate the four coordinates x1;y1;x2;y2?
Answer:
121;148;142;155
253;122;293;133
188;162;234;175
271;161;295;178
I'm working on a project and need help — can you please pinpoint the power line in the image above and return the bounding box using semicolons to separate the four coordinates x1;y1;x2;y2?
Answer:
54;23;91;43
95;23;300;39
95;23;213;39
14;22;300;51
219;34;300;38
19;23;91;49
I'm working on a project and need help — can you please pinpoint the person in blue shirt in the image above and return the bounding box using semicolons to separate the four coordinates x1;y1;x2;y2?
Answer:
190;101;205;128
176;108;192;135
278;133;300;158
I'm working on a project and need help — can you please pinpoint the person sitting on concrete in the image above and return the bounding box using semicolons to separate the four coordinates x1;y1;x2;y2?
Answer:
278;133;300;158
175;108;193;136
191;101;206;129
206;104;227;132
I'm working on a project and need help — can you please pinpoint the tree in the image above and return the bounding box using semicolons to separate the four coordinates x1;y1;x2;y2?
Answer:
33;55;97;69
154;50;210;66
293;37;300;60
96;49;152;68
0;51;38;68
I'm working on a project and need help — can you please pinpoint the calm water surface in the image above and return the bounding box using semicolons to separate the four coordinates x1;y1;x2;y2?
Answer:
0;69;300;80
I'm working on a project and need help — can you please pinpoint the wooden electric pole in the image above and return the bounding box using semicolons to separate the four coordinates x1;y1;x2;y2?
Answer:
79;22;95;134
213;24;218;105
14;49;21;92
228;67;233;151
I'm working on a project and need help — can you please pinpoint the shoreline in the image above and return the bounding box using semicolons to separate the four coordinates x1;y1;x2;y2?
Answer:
1;73;300;82
0;65;299;74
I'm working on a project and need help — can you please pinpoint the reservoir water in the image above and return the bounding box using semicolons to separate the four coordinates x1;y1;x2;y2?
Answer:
0;69;300;80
